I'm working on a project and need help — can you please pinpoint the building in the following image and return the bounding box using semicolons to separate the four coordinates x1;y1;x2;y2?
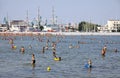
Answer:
64;23;78;32
107;20;120;32
97;25;109;32
43;24;60;32
10;20;28;32
0;24;8;32
98;20;120;32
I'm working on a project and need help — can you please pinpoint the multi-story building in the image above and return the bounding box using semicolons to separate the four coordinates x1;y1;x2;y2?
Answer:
107;20;120;32
98;20;120;32
0;24;8;32
10;20;28;32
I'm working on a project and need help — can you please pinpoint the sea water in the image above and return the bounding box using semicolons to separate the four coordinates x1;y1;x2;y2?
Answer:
0;35;120;78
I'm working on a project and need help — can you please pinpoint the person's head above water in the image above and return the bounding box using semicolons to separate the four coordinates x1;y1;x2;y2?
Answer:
88;59;92;65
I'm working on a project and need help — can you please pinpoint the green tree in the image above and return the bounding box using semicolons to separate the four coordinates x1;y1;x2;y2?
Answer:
78;21;86;31
40;25;44;31
78;21;100;32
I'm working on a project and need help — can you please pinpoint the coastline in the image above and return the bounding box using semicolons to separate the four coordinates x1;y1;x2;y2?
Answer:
0;32;120;36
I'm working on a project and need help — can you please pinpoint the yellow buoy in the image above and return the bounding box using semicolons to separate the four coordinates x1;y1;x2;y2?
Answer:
54;57;61;61
14;46;17;49
47;66;51;72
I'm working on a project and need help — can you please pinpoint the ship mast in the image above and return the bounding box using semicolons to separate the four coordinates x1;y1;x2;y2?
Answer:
52;6;55;25
38;7;40;23
6;13;9;30
26;10;29;27
38;7;41;29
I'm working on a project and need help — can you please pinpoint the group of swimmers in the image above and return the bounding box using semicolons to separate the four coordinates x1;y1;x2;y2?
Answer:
31;39;62;65
87;44;118;68
86;45;107;68
101;45;118;56
9;39;34;64
42;39;61;60
31;44;119;68
85;45;107;69
8;36;119;70
9;38;61;66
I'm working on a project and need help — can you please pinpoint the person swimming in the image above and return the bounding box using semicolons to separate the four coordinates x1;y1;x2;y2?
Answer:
101;48;106;56
52;48;57;58
52;42;56;49
101;45;107;56
29;45;32;49
9;39;14;44
88;59;92;68
103;45;107;52
11;44;14;49
69;44;73;49
85;59;92;68
114;48;118;52
42;46;45;53
31;54;36;64
11;44;16;49
20;46;25;53
45;43;49;50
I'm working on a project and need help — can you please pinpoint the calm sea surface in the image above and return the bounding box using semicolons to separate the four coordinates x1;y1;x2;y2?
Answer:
0;35;120;78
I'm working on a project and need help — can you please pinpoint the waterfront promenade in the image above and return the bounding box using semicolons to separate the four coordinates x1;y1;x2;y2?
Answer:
0;32;120;36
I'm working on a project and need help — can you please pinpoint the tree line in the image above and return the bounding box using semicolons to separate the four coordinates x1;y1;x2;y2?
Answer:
78;21;101;32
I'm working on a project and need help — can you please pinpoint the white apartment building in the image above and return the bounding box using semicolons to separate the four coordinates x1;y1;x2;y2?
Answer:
107;20;120;32
98;20;120;32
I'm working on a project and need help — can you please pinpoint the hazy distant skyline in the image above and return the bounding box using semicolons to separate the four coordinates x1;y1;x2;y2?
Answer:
0;0;120;25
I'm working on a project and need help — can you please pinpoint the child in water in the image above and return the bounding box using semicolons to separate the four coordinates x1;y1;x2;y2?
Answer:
88;59;92;68
31;54;36;64
85;59;92;68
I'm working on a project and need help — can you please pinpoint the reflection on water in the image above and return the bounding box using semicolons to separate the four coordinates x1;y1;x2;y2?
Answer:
32;63;36;69
101;54;105;60
0;35;120;78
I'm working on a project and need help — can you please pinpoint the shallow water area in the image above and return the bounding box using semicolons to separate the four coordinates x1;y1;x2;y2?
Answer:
0;35;120;78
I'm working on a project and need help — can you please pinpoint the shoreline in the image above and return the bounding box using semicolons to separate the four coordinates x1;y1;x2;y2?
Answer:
0;32;120;36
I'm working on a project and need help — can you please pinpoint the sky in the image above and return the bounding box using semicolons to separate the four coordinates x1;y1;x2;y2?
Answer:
0;0;120;25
